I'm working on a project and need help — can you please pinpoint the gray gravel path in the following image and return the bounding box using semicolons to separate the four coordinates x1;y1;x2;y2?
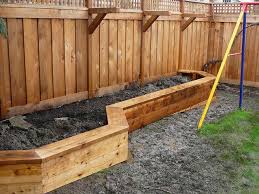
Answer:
48;84;258;194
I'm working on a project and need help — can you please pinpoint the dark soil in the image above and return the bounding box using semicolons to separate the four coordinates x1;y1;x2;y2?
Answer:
0;75;191;150
48;84;259;194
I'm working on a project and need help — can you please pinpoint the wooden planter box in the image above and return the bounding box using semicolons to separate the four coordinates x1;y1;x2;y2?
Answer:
0;70;215;194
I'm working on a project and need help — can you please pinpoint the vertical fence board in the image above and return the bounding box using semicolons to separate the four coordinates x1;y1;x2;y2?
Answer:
38;19;54;101
168;21;175;74
194;22;199;70
245;27;256;82
222;23;231;78
117;20;126;84
230;25;241;80
126;20;134;82
23;19;40;104
133;20;141;81
207;22;215;67
209;22;217;74
256;27;259;82
143;25;151;79
199;22;206;71
213;23;224;75
181;24;187;70
76;20;88;93
64;19;76;95
157;21;163;76
162;21;169;75
174;22;180;72
92;26;100;90
108;20;118;86
100;20;109;87
193;22;198;70
182;24;188;70
7;18;27;106
150;22;158;77
202;22;209;70
188;23;194;70
225;23;235;80
52;19;65;97
0;19;11;116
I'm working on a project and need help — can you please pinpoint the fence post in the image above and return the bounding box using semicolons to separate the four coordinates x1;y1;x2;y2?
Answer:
209;0;213;18
206;0;215;73
88;0;95;98
140;0;145;85
178;0;185;70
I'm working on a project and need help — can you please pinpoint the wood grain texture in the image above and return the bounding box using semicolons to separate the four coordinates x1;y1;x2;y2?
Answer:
150;22;158;77
7;18;27;106
91;25;100;93
100;20;109;87
157;21;163;76
0;19;11;117
108;20;118;86
76;20;88;93
64;19;76;94
133;20;141;81
256;27;259;82
52;19;65;97
117;20;126;84
125;21;134;82
41;131;128;193
23;19;40;104
0;7;88;19
143;25;151;79
38;19;54;101
162;21;169;75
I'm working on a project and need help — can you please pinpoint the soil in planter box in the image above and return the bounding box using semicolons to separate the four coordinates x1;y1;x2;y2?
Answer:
0;75;191;150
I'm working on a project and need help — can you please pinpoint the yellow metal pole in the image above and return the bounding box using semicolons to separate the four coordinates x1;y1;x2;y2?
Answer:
198;10;245;130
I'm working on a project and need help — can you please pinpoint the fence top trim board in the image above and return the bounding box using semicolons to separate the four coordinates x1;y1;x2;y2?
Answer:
0;0;213;18
0;70;215;166
0;4;258;22
1;1;259;16
0;6;89;19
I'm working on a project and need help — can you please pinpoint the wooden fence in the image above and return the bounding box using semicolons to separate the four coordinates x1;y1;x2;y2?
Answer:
0;1;258;118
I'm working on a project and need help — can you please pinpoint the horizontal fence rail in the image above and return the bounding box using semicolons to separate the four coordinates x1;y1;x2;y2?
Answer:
0;0;259;16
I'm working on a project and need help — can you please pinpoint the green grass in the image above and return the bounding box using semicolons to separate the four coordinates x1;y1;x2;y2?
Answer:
199;110;259;193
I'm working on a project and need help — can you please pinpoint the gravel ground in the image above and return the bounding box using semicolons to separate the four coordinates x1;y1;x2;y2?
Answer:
0;75;191;150
49;84;259;194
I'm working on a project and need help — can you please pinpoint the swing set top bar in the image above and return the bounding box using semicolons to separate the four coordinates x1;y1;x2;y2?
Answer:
240;2;259;12
240;2;259;5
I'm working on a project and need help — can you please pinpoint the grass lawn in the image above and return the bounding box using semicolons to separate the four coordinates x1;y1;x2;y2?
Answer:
199;110;259;193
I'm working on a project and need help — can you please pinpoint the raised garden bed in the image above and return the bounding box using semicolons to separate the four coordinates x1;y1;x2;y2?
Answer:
0;74;192;150
0;70;215;194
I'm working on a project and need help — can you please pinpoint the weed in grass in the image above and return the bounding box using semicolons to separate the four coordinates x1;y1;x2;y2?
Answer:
199;110;259;193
